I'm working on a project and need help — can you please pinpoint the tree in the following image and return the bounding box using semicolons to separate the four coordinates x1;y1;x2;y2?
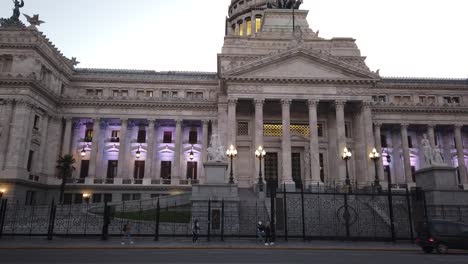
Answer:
56;154;76;204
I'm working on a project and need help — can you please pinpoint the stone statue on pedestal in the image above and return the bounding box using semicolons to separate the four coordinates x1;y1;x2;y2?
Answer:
1;0;26;27
12;0;25;20
207;134;226;162
421;134;447;167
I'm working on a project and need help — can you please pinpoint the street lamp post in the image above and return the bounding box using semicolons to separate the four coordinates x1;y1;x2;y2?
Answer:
255;146;266;192
342;147;352;193
369;148;382;192
385;152;395;241
226;145;237;184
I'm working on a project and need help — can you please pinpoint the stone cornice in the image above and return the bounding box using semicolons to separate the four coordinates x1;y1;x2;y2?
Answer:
0;75;60;107
372;104;468;114
59;98;218;110
71;76;219;86
223;76;377;84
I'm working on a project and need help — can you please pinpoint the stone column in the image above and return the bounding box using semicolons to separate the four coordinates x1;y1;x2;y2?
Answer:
88;118;101;179
374;122;385;183
117;119;128;179
61;117;73;155
362;101;375;184
427;124;436;148
145;120;155;180
281;99;295;189
5;100;32;173
454;124;467;184
201;120;209;183
0;99;14;171
227;99;237;147
401;123;413;183
335;101;347;183
308;100;321;185
254;99;264;185
36;115;50;175
173;119;183;183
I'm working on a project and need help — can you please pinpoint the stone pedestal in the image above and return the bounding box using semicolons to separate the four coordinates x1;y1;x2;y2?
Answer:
191;162;240;235
261;9;315;37
415;166;458;191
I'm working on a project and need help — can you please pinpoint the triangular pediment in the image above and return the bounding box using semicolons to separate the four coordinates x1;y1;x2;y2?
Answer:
224;47;378;80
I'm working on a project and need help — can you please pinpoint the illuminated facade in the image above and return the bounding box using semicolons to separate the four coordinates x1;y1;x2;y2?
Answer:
1;0;468;204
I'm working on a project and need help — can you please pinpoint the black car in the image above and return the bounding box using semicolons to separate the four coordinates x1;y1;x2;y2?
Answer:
416;219;468;253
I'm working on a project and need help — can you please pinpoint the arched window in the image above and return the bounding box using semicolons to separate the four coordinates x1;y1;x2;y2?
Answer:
238;20;244;36
255;15;262;33
246;17;252;36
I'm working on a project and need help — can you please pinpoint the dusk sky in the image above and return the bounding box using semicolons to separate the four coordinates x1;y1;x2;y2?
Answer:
1;0;467;78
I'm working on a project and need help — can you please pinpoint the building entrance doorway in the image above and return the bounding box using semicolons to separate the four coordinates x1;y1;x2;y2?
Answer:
265;153;278;196
292;153;302;190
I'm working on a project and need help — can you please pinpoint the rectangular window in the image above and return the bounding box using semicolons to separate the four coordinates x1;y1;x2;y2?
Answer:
33;115;40;130
63;193;73;205
113;90;120;97
411;166;416;182
444;96;460;104
86;89;94;96
134;161;145;180
345;123;352;138
137;90;145;97
27;150;34;172
107;160;118;179
104;194;112;203
162;91;170;98
408;136;413;148
146;91;153;97
238;22;243;36
255;17;262;32
189;130;198;144
85;129;93;142
161;161;172;180
195;92;203;99
111;130;120;142
122;194;131;201
381;135;388;148
237;122;249;136
74;193;83;204
163;131;172;143
25;191;36;205
317;123;324;137
319;153;324;183
121;90;129;97
171;91;178;98
246;19;252;35
186;161;198;180
80;160;90;178
92;194;102;203
186;91;194;99
137;129;146;143
384;165;391;183
96;89;103;96
132;194;141;200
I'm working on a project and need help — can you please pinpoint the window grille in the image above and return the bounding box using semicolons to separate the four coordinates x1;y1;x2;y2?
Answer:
237;122;249;136
290;124;310;137
264;124;282;137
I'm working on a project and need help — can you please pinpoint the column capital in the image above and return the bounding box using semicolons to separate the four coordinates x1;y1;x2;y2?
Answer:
307;99;319;108
454;123;464;129
401;123;410;129
147;119;156;125
120;118;129;126
201;119;210;125
227;98;238;106
281;99;292;106
254;99;265;106
334;100;346;108
63;116;73;122
175;119;183;125
362;100;372;108
373;122;382;128
427;123;436;129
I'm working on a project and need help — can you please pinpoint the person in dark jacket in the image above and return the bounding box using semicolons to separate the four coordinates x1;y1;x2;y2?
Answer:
192;219;200;244
264;221;274;245
257;221;265;243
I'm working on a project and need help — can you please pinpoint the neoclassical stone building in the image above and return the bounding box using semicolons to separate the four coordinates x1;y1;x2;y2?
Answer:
1;0;468;204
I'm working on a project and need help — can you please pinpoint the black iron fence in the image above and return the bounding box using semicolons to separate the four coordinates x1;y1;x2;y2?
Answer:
0;187;466;241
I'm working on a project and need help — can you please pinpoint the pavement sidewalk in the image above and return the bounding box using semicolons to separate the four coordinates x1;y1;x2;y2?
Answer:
0;237;420;251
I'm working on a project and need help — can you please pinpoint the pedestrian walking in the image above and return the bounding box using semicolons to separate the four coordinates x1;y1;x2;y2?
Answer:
192;219;200;244
264;221;274;245
121;221;134;245
257;221;265;243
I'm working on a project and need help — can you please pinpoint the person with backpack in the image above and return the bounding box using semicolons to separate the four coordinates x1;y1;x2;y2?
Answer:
257;221;265;243
121;221;134;245
192;219;200;244
264;221;274;245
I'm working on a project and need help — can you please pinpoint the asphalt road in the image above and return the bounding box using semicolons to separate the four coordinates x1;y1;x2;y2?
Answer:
0;249;467;264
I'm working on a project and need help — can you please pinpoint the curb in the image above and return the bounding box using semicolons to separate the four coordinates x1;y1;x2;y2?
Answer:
0;246;420;252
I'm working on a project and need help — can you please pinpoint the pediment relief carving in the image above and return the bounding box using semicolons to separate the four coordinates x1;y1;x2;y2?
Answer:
223;47;379;81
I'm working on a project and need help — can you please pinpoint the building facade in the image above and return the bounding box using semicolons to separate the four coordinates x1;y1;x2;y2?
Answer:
1;0;468;204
